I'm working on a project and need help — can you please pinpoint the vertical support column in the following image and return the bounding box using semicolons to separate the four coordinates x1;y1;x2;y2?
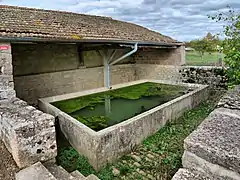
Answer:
0;42;16;100
102;50;110;89
180;45;186;65
99;49;117;89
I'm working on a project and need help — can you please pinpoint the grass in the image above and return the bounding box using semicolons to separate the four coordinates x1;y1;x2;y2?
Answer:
186;51;224;66
56;90;225;180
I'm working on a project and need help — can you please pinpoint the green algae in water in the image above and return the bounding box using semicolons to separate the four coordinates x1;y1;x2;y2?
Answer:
52;83;189;131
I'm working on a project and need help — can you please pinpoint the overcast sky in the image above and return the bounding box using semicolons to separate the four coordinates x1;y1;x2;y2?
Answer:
1;0;239;41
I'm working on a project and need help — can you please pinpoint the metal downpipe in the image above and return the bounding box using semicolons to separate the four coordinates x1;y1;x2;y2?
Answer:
109;43;138;66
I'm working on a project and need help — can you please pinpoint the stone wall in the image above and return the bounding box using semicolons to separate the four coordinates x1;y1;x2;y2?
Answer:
134;46;185;65
179;66;228;89
12;43;80;76
12;43;135;76
83;48;134;68
14;64;136;105
135;64;181;82
0;42;16;100
0;98;57;168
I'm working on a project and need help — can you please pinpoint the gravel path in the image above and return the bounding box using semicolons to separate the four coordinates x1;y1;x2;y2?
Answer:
0;141;19;180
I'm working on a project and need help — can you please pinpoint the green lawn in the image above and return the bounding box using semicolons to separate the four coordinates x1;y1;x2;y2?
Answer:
186;51;224;66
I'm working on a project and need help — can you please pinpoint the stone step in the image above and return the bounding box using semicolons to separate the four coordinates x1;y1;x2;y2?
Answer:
183;108;240;179
46;164;77;180
172;168;227;180
71;170;86;179
15;162;57;180
85;174;100;180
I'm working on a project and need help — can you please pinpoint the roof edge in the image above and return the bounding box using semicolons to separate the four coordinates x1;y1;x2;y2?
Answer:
0;37;184;46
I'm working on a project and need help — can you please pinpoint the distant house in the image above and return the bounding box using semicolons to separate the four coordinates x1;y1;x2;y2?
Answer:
0;5;185;104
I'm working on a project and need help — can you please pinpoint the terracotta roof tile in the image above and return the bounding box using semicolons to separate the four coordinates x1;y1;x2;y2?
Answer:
0;5;178;44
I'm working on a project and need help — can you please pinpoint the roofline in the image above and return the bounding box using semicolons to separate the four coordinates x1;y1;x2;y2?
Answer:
0;37;183;47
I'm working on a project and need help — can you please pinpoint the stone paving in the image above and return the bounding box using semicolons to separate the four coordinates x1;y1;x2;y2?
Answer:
110;146;171;180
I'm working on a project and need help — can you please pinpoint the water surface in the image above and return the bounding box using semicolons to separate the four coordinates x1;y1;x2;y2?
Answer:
52;82;189;131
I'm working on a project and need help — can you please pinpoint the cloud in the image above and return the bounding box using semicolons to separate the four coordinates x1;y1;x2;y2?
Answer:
0;0;239;41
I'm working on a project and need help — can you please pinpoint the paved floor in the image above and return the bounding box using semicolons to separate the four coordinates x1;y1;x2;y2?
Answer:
0;140;19;180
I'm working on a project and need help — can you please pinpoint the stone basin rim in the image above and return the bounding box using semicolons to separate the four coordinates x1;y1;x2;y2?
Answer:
39;79;208;135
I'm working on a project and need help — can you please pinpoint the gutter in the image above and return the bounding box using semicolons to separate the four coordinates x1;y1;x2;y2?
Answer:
109;43;138;65
0;37;183;47
102;43;138;89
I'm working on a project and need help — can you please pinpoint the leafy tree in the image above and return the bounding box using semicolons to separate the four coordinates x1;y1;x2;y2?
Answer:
189;38;215;60
210;8;240;85
205;32;214;40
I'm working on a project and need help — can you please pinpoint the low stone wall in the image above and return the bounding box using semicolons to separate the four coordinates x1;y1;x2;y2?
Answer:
173;86;240;180
179;66;228;89
135;65;228;90
0;98;57;168
39;80;209;170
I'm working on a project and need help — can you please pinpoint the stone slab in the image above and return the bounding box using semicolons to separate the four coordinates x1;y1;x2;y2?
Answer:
172;168;226;180
15;162;57;180
184;107;240;175
46;165;77;180
182;151;240;180
71;170;85;179
85;174;100;180
0;98;57;168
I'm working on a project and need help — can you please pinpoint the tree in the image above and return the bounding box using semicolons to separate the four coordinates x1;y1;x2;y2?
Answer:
189;38;215;60
205;32;214;40
210;8;240;85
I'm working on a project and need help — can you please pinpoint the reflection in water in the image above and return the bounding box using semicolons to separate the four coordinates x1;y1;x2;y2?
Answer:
71;95;170;127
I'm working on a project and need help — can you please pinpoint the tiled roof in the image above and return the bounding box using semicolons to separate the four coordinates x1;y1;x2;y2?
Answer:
0;5;179;44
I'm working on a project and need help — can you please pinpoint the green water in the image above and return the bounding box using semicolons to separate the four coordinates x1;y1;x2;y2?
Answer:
70;95;169;127
52;82;189;131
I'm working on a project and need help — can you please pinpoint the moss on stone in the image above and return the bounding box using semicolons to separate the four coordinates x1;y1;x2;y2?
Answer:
73;116;109;131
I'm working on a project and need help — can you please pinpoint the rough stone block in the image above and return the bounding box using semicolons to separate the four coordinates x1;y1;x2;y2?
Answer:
86;174;100;180
184;108;240;175
0;89;16;100
217;86;240;110
15;162;57;180
172;168;227;180
182;151;240;180
71;170;86;179
0;98;57;168
46;165;77;180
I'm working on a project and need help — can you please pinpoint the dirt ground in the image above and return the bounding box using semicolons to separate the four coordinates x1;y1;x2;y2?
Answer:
0;141;19;180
